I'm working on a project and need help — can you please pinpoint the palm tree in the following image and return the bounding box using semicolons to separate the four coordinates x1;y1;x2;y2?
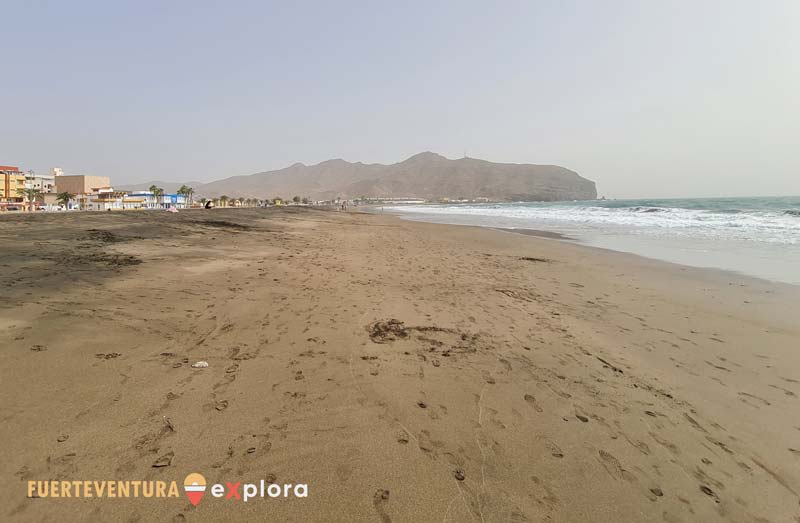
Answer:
56;191;74;210
219;195;230;207
149;185;164;209
17;188;42;212
177;184;194;207
292;195;301;204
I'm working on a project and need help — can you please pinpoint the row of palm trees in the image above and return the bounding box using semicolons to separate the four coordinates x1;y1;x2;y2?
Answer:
202;196;272;207
177;185;194;204
14;188;75;211
146;185;195;207
199;195;309;207
12;185;309;211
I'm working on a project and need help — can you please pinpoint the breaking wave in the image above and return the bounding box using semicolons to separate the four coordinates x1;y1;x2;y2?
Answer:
387;197;800;245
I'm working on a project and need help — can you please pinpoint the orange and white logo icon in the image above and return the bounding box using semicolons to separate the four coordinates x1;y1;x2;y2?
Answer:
184;473;206;506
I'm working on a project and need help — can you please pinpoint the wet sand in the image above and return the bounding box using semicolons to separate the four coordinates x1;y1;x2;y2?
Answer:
1;208;799;522
493;228;575;240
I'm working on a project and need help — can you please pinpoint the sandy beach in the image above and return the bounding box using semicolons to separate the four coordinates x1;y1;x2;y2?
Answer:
1;208;798;522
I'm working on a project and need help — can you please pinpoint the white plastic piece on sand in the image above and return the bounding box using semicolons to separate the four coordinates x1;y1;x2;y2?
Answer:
191;361;209;368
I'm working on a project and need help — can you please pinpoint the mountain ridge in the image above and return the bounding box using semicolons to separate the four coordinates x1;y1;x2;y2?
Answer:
118;152;597;201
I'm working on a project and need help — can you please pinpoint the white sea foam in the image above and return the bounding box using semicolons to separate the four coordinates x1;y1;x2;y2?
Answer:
387;204;800;245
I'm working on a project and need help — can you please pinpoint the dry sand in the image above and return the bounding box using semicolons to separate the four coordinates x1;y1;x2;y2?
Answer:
1;208;798;522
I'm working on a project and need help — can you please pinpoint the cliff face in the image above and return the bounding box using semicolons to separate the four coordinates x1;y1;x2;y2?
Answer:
123;152;597;201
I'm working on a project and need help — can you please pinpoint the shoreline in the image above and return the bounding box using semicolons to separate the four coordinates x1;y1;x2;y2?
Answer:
2;208;798;521
379;207;800;287
492;227;575;241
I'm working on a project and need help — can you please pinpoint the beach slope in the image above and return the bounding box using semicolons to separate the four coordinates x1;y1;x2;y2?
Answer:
1;208;798;522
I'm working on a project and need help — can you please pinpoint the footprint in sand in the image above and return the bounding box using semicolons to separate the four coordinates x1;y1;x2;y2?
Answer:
523;394;543;413
545;440;564;458
768;384;796;397
598;450;636;482
417;430;436;454
737;391;770;406
152;451;174;468
700;485;720;503
373;489;391;523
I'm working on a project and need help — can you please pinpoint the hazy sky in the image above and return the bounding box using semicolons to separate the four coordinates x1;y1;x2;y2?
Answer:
2;1;798;198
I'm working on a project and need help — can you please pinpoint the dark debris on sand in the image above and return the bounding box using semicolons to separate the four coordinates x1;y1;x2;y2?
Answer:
368;319;410;343
194;220;252;231
367;318;485;356
519;256;551;263
48;252;142;268
83;229;140;243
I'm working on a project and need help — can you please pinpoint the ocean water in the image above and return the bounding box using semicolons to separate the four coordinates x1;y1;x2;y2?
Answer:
385;196;800;285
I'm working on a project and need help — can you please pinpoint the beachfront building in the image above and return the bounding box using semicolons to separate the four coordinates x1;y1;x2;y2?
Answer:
125;191;154;209
83;187;127;211
121;193;147;209
1;165;26;209
24;171;57;193
52;173;117;210
161;193;188;209
79;188;182;211
55;174;112;196
126;191;188;209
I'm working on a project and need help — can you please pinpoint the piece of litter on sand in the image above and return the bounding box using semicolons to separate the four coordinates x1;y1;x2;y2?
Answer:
191;361;209;368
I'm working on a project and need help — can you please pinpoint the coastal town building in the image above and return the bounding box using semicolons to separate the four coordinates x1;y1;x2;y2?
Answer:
55;174;112;196
83;187;125;211
75;188;188;211
1;166;26;208
127;191;188;209
25;171;57;193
